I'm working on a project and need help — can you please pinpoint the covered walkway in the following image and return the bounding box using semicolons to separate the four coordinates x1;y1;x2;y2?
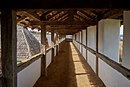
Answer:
34;42;105;87
1;6;130;87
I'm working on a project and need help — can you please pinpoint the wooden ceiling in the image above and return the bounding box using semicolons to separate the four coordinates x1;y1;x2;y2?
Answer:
1;1;130;9
16;8;124;35
1;0;128;35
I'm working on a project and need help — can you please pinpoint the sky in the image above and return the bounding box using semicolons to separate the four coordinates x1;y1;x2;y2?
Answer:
120;25;123;35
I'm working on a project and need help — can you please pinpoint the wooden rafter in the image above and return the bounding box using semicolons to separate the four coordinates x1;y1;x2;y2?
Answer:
47;11;62;20
78;10;95;20
25;10;40;21
75;14;88;21
57;29;81;35
17;16;27;22
103;9;123;19
61;17;68;21
74;17;80;21
57;14;68;21
74;15;83;21
46;11;57;18
44;11;53;15
53;12;68;21
30;20;96;26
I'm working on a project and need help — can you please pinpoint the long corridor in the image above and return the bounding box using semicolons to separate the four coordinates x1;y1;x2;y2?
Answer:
34;42;105;87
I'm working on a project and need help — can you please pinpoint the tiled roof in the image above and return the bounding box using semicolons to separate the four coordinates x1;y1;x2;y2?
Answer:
17;26;41;60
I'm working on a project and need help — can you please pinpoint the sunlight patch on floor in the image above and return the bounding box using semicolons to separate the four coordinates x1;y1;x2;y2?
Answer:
70;42;94;87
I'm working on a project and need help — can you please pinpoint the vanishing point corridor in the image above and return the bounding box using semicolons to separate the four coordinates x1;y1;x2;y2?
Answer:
34;42;105;87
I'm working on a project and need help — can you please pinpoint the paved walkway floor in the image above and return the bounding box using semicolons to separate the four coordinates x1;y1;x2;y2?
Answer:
34;42;105;87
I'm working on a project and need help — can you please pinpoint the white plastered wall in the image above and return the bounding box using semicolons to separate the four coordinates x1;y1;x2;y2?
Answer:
17;58;41;87
98;19;120;62
46;49;52;68
82;30;86;46
99;58;130;87
87;26;96;72
82;30;87;60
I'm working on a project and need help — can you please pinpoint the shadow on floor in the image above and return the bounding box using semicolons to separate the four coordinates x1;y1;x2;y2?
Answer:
33;42;105;87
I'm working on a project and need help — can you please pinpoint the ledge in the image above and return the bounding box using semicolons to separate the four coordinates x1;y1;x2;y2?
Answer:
73;40;130;80
17;53;42;73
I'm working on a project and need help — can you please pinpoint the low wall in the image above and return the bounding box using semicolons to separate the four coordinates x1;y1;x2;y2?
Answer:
73;40;130;87
17;58;41;87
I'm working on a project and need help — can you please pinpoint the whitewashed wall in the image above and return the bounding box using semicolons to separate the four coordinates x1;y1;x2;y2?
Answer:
82;47;86;60
98;19;120;63
82;30;86;60
99;58;130;87
87;26;96;72
87;26;96;50
75;32;80;51
54;46;56;57
73;20;130;87
66;35;72;39
46;50;52;68
17;58;41;87
87;51;96;73
82;30;86;46
46;34;51;47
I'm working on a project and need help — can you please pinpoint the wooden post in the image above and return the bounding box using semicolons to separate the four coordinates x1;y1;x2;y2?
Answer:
1;9;17;87
81;30;83;54
56;33;59;55
86;28;88;61
41;24;47;76
51;30;54;61
96;22;99;76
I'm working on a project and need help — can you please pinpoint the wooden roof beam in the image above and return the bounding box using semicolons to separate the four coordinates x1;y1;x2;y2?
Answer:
47;11;63;20
67;10;76;22
39;11;53;21
61;17;68;21
43;10;53;15
76;13;88;21
57;14;68;21
78;10;95;20
30;20;96;26
46;26;86;30
74;16;81;21
17;16;27;22
58;30;81;35
53;12;68;21
24;11;40;21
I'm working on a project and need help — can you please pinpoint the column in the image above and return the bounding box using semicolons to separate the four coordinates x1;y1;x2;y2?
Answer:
81;30;83;54
1;9;17;87
51;30;54;61
41;24;46;76
96;22;99;75
122;11;130;69
86;29;88;61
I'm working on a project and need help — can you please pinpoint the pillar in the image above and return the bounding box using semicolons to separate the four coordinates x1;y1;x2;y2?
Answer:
41;24;46;76
80;30;83;55
51;30;54;61
122;11;130;69
86;29;88;61
96;23;99;75
1;9;17;87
